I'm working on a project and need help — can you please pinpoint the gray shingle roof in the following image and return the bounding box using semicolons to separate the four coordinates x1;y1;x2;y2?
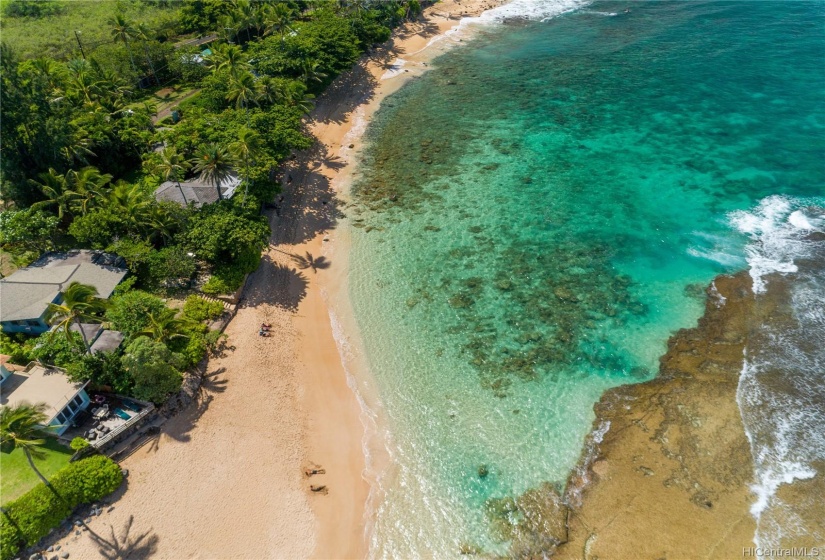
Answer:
0;251;127;323
154;173;240;208
90;330;124;354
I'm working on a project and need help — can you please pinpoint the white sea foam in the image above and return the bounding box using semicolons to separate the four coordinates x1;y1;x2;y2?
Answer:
380;58;408;80
471;0;592;24
418;0;592;55
580;9;618;17
686;246;744;267
733;196;825;547
728;195;823;293
709;280;727;308
687;230;747;267
788;209;814;230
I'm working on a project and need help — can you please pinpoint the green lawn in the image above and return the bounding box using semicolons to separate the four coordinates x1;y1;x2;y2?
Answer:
0;437;73;505
0;0;176;60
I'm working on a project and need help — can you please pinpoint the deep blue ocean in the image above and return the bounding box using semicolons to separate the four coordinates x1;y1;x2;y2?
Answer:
344;1;825;555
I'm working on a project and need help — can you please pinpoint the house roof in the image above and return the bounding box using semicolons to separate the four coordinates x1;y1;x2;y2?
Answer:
154;173;241;208
90;330;124;354
69;322;103;343
0;251;127;323
0;364;88;425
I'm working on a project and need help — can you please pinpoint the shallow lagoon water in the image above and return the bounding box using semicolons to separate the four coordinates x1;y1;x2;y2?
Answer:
346;1;825;556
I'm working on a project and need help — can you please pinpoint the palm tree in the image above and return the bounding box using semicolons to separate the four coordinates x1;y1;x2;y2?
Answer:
192;144;237;201
251;4;268;37
89;59;132;108
108;13;138;75
153;147;191;205
66;166;112;216
231;127;263;198
45;282;108;354
233;0;256;42
217;14;239;44
0;403;57;490
66;58;100;105
102;180;152;232
299;60;328;85
31;57;66;97
208;43;250;77
263;3;294;39
142;203;179;245
60;129;96;166
273;79;315;114
226;71;260;112
257;76;279;106
134;23;160;86
139;311;191;344
31;169;72;221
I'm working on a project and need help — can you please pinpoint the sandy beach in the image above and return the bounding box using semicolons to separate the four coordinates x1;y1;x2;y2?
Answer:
46;2;506;559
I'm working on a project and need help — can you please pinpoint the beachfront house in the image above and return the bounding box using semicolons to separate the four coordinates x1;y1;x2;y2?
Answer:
0;251;127;335
0;363;90;436
153;173;241;208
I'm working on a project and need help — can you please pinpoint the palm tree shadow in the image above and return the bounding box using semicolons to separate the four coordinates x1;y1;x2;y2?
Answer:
89;515;159;560
288;251;331;275
314;60;379;126
243;257;309;311
153;366;227;447
271;140;346;246
200;367;228;396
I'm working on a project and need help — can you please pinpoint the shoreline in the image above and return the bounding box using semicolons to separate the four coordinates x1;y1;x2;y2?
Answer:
283;1;511;556
43;2;510;559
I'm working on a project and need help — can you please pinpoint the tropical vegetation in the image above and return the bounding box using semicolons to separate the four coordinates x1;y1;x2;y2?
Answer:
0;455;123;560
0;403;68;501
0;3;426;557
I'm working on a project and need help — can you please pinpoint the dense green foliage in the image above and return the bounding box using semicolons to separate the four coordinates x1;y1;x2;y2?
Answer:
0;455;123;560
182;295;225;322
121;336;183;402
105;290;167;338
31;331;85;366
1;0;425;406
0;5;423;554
70;437;91;451
0;332;35;364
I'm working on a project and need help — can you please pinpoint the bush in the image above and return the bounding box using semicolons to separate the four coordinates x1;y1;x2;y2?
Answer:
1;456;123;560
0;332;35;364
70;437;90;451
31;331;85;368
201;264;247;295
65;351;132;395
176;332;208;370
68;209;126;248
1;516;18;560
3;0;64;18
121;337;183;403
183;200;269;265
145;245;196;289
182;295;225;322
106;290;167;338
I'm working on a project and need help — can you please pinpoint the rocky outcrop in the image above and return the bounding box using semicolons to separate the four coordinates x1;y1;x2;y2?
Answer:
554;272;759;559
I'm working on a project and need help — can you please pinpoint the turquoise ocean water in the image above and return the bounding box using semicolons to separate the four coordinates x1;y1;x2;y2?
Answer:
345;1;825;556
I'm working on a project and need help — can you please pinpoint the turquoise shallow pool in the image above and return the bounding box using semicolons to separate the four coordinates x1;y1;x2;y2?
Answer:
346;1;825;556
